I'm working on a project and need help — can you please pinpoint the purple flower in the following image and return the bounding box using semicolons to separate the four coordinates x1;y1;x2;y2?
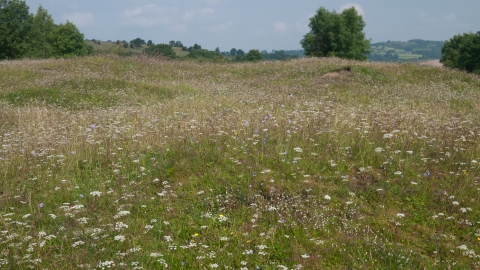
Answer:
39;203;44;208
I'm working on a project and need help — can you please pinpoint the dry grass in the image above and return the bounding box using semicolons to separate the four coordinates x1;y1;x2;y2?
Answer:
0;55;479;269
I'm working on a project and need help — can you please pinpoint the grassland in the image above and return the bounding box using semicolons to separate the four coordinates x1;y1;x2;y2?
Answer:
0;55;479;269
84;40;190;58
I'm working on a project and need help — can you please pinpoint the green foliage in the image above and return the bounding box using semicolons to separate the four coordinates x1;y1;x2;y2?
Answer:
145;44;176;58
130;37;146;48
301;6;370;60
0;0;88;59
441;32;480;74
186;49;224;62
244;49;263;62
49;21;88;57
262;50;296;61
230;48;237;56
0;0;31;59
24;5;55;58
369;40;444;62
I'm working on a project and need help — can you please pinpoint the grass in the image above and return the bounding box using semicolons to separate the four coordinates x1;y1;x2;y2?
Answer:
0;55;480;269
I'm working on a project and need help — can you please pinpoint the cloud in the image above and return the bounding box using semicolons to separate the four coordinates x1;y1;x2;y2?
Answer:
63;12;94;26
183;8;215;22
170;23;188;32
209;22;231;32
200;0;223;4
122;5;178;27
273;21;287;34
296;13;314;33
340;3;365;16
443;14;457;22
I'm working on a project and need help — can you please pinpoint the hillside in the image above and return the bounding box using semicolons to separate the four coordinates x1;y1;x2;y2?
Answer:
0;56;479;269
369;39;444;62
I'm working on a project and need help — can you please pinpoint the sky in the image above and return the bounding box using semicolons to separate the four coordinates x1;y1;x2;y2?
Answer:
23;0;480;52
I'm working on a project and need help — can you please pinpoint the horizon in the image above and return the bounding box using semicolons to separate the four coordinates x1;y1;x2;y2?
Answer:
23;0;480;52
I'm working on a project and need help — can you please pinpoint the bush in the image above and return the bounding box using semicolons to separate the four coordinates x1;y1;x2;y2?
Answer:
441;31;480;74
145;44;176;59
244;50;264;62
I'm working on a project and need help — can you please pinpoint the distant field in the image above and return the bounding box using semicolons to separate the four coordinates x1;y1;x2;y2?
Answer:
0;56;479;269
397;54;423;59
85;40;190;57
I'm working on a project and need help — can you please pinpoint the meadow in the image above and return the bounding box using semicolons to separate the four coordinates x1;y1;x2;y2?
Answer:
0;55;479;269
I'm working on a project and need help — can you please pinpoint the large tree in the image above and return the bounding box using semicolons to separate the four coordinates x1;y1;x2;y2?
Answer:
25;5;55;58
0;0;32;59
244;49;263;62
49;21;87;57
300;7;370;60
440;32;480;74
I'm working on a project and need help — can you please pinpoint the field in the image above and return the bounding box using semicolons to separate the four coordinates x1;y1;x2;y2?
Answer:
84;40;190;58
0;55;479;269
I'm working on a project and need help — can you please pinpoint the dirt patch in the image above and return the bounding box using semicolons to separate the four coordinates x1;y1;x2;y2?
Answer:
419;60;443;68
321;67;352;78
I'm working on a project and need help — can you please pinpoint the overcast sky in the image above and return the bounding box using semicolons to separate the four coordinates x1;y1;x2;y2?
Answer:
23;0;480;52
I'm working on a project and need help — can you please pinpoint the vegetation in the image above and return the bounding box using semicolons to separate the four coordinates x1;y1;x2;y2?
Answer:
0;0;87;60
301;6;370;60
441;31;480;74
244;49;263;62
0;55;480;269
369;40;444;62
145;44;176;59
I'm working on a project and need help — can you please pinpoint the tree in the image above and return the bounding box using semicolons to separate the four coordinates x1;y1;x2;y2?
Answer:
25;5;55;58
169;40;175;47
145;44;176;59
215;47;220;54
147;40;153;46
130;37;146;48
175;41;183;47
0;0;32;59
49;21;87;57
230;48;237;56
300;6;370;60
237;49;244;56
440;32;480;74
193;43;201;50
244;49;263;62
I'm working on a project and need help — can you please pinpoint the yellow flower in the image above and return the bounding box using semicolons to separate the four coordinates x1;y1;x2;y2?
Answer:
194;233;199;237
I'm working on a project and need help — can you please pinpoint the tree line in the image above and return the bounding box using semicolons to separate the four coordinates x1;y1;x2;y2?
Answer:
0;0;88;60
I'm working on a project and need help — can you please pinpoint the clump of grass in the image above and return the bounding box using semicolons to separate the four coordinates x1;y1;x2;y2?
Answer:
0;55;479;269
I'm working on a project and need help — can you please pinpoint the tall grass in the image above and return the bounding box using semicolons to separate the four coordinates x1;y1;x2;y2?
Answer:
0;55;479;269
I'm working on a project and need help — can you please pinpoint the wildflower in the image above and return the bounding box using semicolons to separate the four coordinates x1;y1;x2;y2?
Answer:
397;213;405;218
294;147;303;153
39;203;45;208
193;233;199;237
383;133;393;139
324;195;331;200
114;235;126;242
301;254;310;258
452;201;459;205
375;147;383;153
113;210;130;219
90;191;102;197
72;241;85;247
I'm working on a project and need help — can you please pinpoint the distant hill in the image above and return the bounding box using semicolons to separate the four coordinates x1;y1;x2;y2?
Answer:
368;39;444;62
